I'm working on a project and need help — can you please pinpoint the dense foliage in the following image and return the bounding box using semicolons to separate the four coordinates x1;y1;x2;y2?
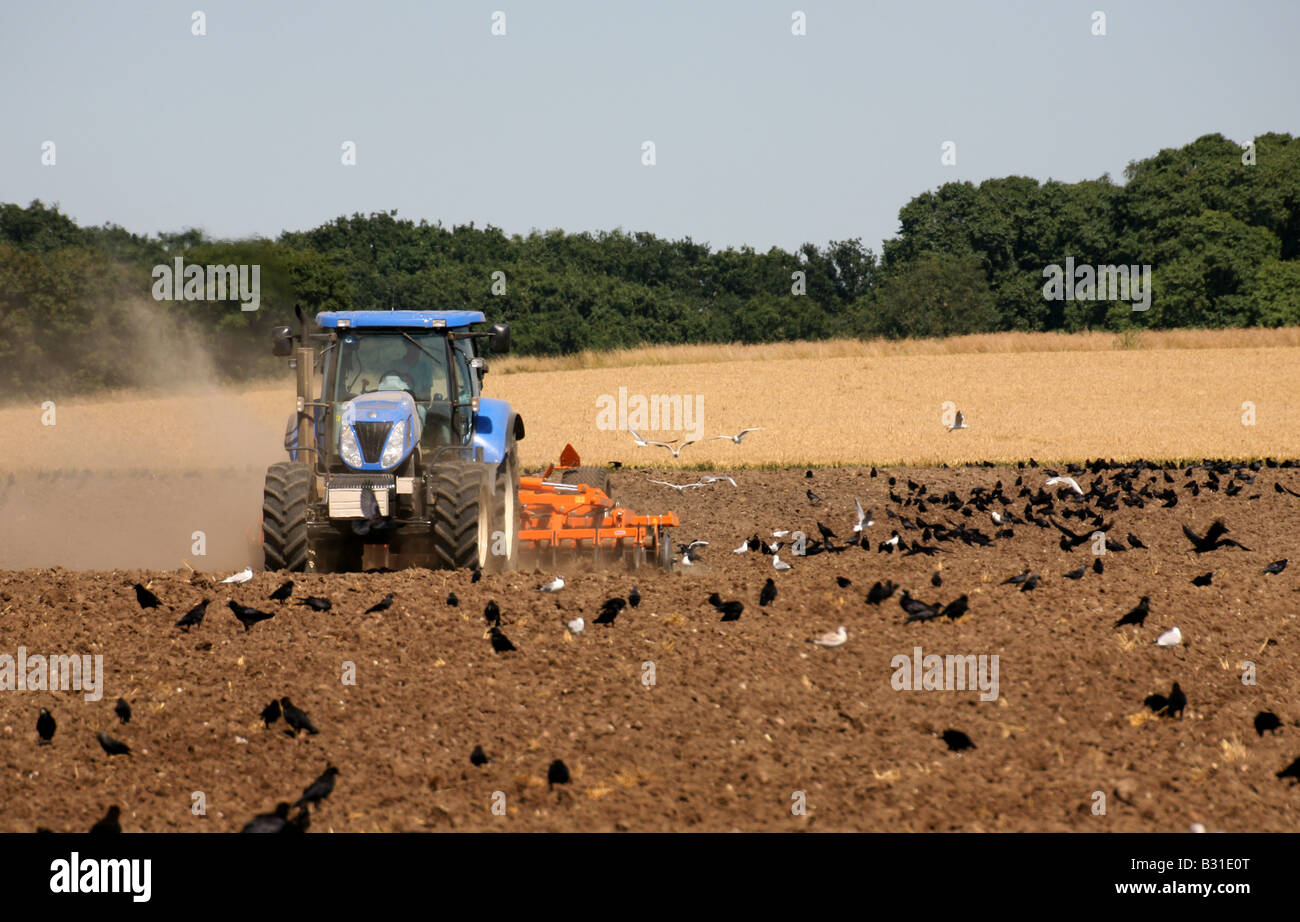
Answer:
2;132;1296;395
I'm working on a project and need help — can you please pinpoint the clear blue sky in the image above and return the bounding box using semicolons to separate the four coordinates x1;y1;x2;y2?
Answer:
1;0;1295;254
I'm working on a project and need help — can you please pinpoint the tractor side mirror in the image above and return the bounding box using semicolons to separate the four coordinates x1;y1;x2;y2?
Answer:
271;325;294;357
489;322;511;354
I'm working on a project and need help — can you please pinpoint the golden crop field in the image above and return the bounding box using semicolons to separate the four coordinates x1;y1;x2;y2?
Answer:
2;328;1298;475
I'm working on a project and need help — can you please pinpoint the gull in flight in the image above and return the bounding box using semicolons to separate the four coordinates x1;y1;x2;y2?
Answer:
947;410;968;431
221;568;254;584
629;428;678;449
771;529;790;538
647;479;704;493
1045;476;1084;496
698;475;737;487
708;428;763;444
810;626;848;648
852;498;873;533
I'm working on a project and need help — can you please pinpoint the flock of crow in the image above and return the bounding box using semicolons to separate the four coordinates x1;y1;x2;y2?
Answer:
22;453;1300;830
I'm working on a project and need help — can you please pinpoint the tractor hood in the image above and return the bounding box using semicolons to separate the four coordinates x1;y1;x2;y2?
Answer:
337;391;422;472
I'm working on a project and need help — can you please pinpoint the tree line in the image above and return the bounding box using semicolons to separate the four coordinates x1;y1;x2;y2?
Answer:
1;131;1296;396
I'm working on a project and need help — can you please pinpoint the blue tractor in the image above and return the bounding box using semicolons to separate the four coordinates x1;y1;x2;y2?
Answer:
263;310;525;573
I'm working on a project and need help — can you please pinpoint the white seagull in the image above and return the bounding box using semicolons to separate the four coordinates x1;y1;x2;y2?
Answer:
538;576;566;593
852;498;873;533
810;626;848;648
221;567;254;584
1153;626;1183;648
771;529;790;538
733;539;750;554
566;616;585;634
629;428;678;449
647;479;703;492
773;554;793;572
947;410;968;431
1045;476;1084;496
699;475;738;487
708;428;763;444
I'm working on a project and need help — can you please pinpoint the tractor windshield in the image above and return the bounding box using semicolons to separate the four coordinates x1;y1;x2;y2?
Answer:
329;331;450;404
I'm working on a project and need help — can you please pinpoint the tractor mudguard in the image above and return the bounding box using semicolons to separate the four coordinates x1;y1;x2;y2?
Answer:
471;398;523;465
284;406;326;462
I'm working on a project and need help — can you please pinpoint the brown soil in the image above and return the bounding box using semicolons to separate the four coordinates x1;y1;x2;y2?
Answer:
2;464;1299;832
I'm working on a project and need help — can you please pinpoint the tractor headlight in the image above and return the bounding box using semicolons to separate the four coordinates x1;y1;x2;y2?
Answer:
339;424;364;468
379;418;408;469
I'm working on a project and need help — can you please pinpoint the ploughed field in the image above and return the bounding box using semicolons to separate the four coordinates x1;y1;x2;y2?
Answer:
3;461;1300;832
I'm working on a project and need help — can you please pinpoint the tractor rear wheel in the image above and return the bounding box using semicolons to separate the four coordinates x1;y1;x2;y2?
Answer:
561;466;612;498
428;462;491;570
263;461;312;571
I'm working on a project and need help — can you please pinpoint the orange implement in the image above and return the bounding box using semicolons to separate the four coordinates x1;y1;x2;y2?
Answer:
518;444;678;569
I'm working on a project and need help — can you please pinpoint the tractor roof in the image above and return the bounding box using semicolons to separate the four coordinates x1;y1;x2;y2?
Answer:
316;310;486;330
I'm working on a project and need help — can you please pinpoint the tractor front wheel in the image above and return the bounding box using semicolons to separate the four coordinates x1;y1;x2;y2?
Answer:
263;461;312;571
428;462;491;570
487;451;521;573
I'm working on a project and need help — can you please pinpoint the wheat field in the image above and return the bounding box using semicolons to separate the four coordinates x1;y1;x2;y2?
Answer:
3;329;1298;473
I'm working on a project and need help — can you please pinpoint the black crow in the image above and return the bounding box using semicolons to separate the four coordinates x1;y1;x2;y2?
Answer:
628;586;641;608
96;731;131;756
1264;559;1289;575
940;595;969;620
175;598;209;629
1182;519;1251;553
1093;558;1103;574
759;578;777;607
365;593;395;614
1191;571;1214;587
547;759;570;789
90;805;121;835
490;627;516;652
37;707;55;743
280;697;319;735
1255;711;1283;736
866;580;898;605
133;583;162;610
931;570;943;588
900;592;940;623
269;580;294;602
1114;596;1150;628
228;600;274;631
446;592;459;607
470;745;489;766
293;765;340;808
114;698;131;725
719;601;744;622
260;700;281;728
297;596;332;612
942;729;975;752
242;803;291;833
484;600;501;626
1063;566;1086;580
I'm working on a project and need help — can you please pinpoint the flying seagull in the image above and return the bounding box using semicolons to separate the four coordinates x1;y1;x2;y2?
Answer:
947;411;968;432
628;428;678;449
852;498;873;533
708;428;763;444
647;479;703;492
1045;476;1084;496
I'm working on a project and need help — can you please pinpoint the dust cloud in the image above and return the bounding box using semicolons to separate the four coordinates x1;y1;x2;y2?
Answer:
0;298;296;571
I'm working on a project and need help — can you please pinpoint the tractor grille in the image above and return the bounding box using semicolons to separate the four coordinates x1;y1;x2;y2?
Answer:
352;421;393;464
325;474;396;519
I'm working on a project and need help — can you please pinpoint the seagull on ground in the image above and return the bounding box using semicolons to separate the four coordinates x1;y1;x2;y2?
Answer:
538;576;566;593
773;554;794;572
221;568;254;584
1153;626;1183;648
566;617;584;635
810;626;848;648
